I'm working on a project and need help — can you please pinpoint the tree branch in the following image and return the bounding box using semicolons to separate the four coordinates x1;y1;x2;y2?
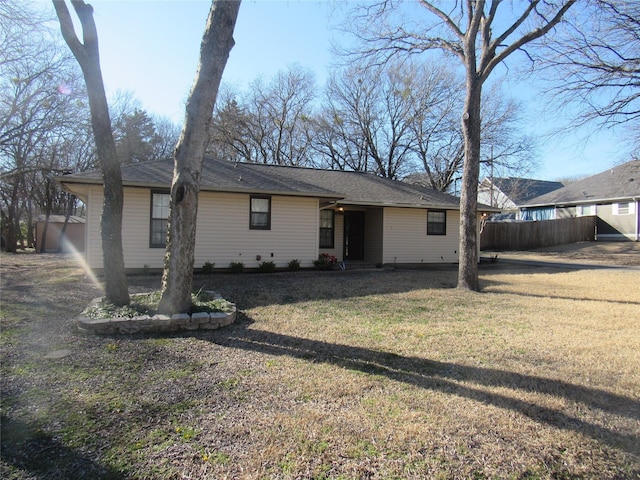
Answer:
483;0;577;78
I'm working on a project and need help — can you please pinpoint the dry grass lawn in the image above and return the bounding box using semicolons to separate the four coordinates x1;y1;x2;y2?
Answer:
1;249;639;479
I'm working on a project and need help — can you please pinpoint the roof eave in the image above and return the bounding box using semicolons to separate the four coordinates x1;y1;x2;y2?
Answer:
522;195;640;208
337;199;468;210
56;176;344;201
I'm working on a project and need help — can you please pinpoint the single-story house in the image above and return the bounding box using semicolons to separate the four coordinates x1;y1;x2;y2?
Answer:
57;157;497;272
519;160;640;241
35;214;85;253
477;177;565;213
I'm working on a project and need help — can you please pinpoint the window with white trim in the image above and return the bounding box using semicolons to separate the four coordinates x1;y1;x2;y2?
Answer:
578;204;595;216
613;202;635;215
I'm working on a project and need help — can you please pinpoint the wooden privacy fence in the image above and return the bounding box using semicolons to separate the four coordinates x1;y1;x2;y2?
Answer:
480;216;597;251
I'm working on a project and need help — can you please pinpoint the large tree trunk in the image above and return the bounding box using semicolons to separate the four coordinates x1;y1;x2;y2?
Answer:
457;75;482;292
158;0;240;314
53;0;129;306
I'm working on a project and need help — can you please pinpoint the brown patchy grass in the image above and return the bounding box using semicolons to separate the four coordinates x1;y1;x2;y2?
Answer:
492;240;640;266
1;250;639;479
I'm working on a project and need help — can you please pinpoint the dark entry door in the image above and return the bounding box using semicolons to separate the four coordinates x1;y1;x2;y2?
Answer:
344;211;365;260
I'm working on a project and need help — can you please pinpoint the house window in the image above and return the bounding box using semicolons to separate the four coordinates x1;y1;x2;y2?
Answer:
613;202;634;215
319;209;335;248
578;204;595;216
150;191;170;248
427;210;446;235
250;196;271;229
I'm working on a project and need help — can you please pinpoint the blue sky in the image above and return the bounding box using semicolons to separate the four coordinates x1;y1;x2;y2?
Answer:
42;0;631;182
73;0;338;120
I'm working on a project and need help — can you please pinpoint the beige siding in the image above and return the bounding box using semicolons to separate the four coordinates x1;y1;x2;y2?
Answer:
382;208;460;264
556;202;639;240
83;187;469;270
86;187;320;270
596;202;638;240
194;192;319;269
123;188;167;268
85;187;166;269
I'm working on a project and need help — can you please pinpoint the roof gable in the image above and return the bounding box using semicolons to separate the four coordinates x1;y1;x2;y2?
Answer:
483;177;565;204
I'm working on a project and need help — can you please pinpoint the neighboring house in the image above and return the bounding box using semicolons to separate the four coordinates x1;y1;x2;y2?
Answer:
519;160;640;241
57;157;497;272
477;177;565;213
35;214;85;253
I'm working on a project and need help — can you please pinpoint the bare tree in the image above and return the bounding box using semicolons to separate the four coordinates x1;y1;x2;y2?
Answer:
209;86;256;163
316;61;418;178
159;0;240;314
412;80;538;194
151;115;181;161
540;0;640;153
1;0;89;252
404;63;466;191
346;0;576;291
316;59;534;190
311;102;370;172
210;66;316;166
53;0;129;306
0;1;46;68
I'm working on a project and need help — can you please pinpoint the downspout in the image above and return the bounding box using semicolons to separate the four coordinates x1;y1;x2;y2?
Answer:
635;197;639;241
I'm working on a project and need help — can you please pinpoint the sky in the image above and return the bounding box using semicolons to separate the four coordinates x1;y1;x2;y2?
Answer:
40;0;633;182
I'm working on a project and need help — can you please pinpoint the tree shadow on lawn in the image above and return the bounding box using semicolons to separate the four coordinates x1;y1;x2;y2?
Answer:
123;260;616;313
205;318;640;458
186;267;461;309
171;262;615;310
185;263;577;310
1;415;121;480
481;286;640;306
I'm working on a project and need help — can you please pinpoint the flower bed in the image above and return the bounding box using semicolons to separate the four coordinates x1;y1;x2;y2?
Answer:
77;292;236;335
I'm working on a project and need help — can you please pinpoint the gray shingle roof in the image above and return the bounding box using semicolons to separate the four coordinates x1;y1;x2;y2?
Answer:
522;160;640;206
59;157;468;210
486;177;565;204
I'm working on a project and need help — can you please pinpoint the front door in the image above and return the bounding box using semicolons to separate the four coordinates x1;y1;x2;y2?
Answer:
344;211;365;260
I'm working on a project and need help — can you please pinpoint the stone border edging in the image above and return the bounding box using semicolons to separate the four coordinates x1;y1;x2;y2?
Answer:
77;293;236;335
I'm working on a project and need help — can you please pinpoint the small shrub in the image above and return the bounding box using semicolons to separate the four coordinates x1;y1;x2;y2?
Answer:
201;261;215;274
313;253;337;270
258;260;276;273
288;259;301;271
229;261;244;274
